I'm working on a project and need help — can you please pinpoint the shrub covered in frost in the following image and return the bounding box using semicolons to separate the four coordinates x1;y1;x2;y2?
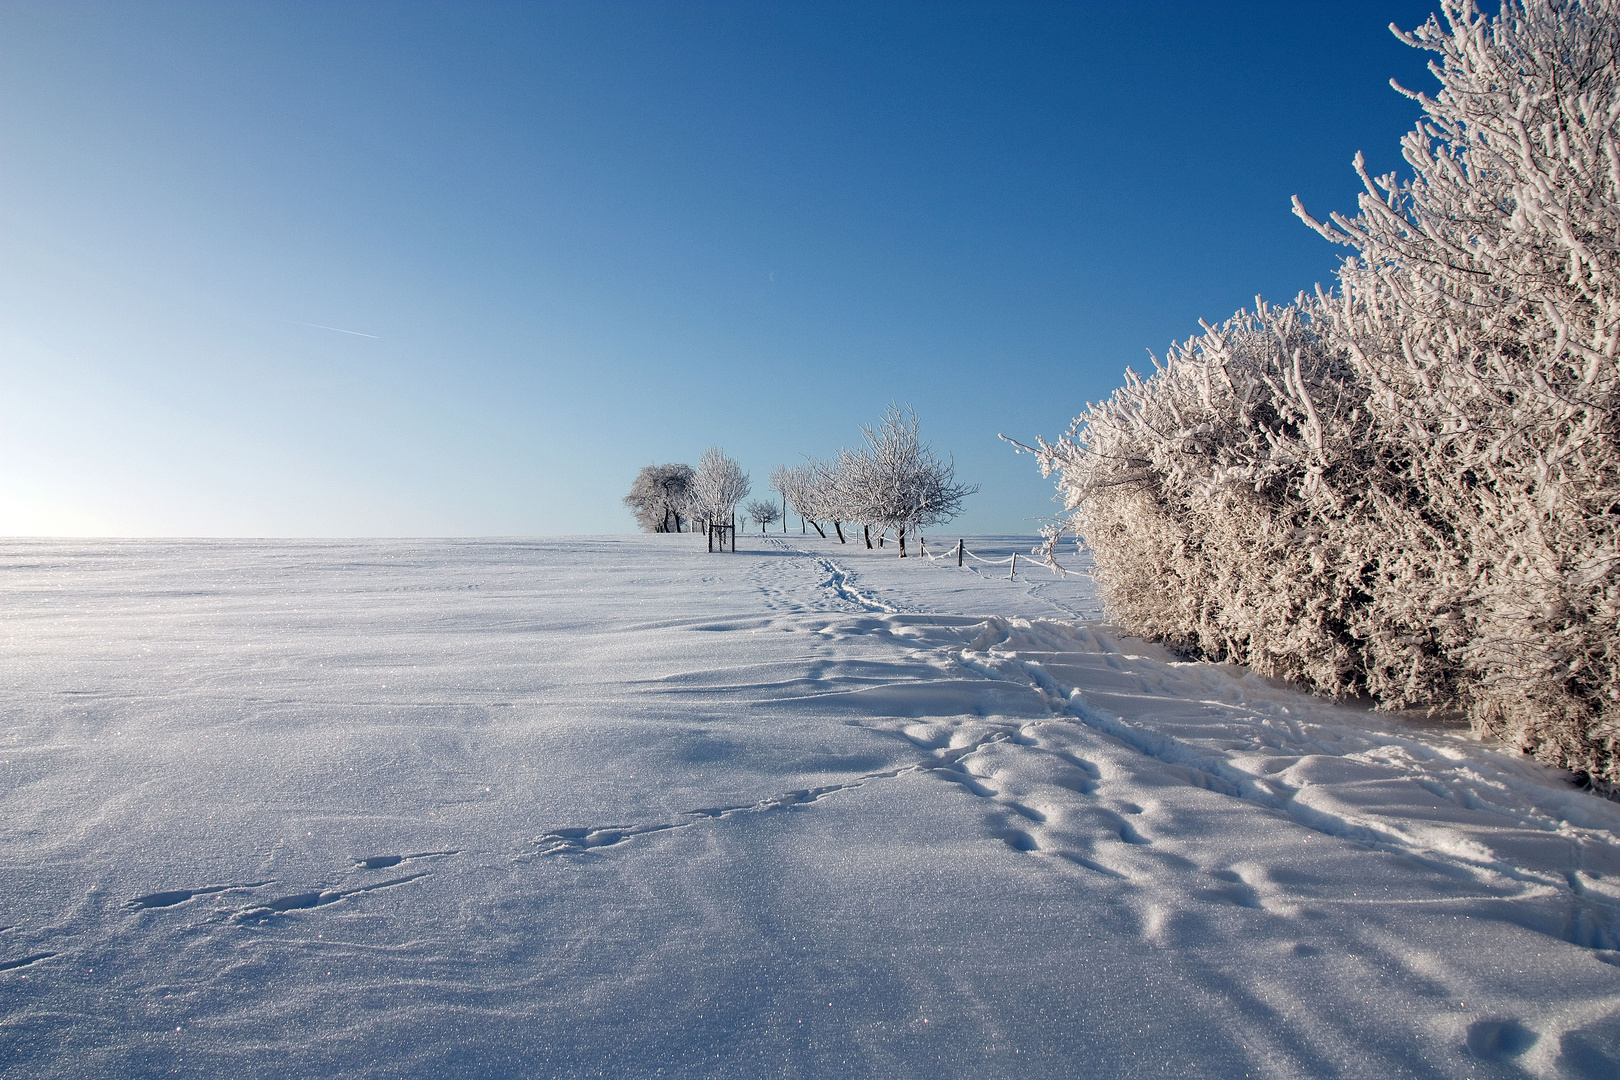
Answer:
1018;0;1620;784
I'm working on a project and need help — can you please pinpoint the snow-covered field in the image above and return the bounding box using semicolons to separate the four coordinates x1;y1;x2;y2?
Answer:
3;534;1618;1079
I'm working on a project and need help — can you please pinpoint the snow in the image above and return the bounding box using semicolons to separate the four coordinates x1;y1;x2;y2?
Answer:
3;533;1618;1078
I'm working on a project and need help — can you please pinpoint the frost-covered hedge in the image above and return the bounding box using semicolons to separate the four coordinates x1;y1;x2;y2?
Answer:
1020;0;1620;785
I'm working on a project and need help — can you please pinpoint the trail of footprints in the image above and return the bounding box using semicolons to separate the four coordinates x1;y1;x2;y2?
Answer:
0;718;1363;989
529;776;902;858
116;851;460;925
895;720;1179;881
746;540;899;616
99;721;1234;923
6;668;1297;977
87;716;1189;944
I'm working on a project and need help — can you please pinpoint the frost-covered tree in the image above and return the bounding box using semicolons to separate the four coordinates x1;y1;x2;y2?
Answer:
1016;0;1620;786
842;406;976;557
770;465;818;537
772;461;847;540
686;446;751;528
802;458;851;542
744;499;781;532
767;468;792;533
623;463;694;533
829;448;882;547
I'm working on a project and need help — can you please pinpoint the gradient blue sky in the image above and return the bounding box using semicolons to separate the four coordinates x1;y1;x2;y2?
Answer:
2;1;1443;536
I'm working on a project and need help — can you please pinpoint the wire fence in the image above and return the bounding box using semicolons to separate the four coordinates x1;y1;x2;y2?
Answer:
914;536;1069;581
736;520;1077;582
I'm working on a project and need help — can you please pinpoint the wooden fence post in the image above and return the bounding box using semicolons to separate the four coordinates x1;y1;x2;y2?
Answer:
957;539;963;567
1009;553;1017;580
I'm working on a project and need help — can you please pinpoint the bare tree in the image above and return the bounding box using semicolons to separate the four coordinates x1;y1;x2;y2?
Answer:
623;463;694;533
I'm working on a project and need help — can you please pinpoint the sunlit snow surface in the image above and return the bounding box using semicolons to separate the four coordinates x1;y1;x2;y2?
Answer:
4;535;1619;1079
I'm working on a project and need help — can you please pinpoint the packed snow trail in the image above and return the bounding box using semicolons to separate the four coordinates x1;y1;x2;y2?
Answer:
2;536;1617;1079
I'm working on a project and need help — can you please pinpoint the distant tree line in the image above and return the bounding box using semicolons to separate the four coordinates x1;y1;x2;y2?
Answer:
623;447;751;534
624;406;976;557
773;406;975;556
1011;0;1620;788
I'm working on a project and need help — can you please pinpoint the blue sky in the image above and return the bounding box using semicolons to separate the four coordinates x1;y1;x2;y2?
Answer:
1;1;1442;536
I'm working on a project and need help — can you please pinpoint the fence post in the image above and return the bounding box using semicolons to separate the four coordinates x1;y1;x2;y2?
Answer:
957;539;963;567
1009;553;1016;580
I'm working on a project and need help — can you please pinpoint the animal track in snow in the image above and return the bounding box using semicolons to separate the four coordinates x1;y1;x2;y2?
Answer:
1197;869;1265;910
534;826;643;853
531;778;900;859
1465;1018;1540;1058
1053;852;1129;878
128;882;272;909
929;762;998;799
129;862;449;922
232;873;431;922
1007;801;1046;823
353;850;459;870
999;830;1040;853
0;953;55;972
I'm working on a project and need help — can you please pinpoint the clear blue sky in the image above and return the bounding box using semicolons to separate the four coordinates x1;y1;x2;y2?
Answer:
1;1;1442;536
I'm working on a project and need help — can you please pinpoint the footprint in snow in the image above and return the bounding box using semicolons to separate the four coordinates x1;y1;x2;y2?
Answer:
532;780;887;858
353;850;459;870
1197;869;1265;909
128;882;272;910
231;873;431;922
999;830;1040;853
1465;1018;1540;1058
0;953;56;973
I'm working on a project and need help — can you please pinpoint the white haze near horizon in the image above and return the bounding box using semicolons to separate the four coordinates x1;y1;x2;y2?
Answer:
3;533;1618;1078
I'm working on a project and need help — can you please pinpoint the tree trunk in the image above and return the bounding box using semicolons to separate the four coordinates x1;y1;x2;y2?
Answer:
897;525;906;557
863;524;873;549
810;520;827;539
833;521;845;543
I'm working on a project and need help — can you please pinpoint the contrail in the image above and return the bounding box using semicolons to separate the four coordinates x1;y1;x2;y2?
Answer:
300;322;379;339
